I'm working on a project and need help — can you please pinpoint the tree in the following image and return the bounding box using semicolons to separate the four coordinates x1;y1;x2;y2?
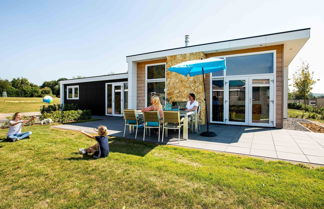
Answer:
0;79;11;94
292;62;316;106
40;87;52;96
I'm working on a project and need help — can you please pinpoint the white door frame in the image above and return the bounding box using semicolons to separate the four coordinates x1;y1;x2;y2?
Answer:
105;82;126;116
211;75;274;127
225;77;249;126
247;75;275;127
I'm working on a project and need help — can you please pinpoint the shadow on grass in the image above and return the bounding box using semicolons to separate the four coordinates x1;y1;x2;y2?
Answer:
65;137;159;161
109;137;158;157
65;155;97;161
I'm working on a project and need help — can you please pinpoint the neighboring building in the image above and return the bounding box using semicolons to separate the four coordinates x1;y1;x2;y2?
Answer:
60;28;310;128
60;73;128;116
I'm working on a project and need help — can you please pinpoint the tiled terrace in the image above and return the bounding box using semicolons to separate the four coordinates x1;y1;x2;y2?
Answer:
54;117;324;165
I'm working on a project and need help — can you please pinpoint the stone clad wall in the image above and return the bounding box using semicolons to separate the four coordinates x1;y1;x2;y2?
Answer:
166;52;208;124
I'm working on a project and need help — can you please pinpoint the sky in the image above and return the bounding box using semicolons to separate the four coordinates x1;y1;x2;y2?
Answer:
0;0;323;92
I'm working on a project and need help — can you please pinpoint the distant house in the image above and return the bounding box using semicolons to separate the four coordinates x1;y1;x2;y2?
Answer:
60;28;310;128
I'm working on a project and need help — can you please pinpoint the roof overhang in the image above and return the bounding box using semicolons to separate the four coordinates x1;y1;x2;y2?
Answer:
126;28;310;67
59;73;128;85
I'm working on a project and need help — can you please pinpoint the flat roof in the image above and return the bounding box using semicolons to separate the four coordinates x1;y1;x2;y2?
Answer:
60;72;128;85
126;28;310;67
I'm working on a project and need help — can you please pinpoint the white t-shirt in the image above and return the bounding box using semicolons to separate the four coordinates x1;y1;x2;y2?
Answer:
7;120;23;136
186;100;199;110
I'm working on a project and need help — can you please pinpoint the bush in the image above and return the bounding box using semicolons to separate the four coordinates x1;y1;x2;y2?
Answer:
40;87;52;96
40;104;62;114
40;104;79;114
41;110;91;123
62;103;79;111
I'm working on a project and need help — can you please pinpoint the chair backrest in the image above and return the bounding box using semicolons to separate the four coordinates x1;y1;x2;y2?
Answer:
163;111;180;124
143;111;160;123
124;109;137;121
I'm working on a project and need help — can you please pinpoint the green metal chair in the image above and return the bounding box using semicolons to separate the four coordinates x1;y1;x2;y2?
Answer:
143;111;162;142
123;109;143;139
162;111;184;143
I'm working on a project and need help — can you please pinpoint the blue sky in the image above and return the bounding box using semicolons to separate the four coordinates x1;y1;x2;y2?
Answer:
0;0;323;92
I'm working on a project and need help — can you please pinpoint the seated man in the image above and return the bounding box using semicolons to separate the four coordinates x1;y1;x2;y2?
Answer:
186;93;199;111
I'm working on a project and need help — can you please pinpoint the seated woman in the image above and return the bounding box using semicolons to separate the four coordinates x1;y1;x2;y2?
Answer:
7;112;35;142
186;93;199;112
141;95;163;124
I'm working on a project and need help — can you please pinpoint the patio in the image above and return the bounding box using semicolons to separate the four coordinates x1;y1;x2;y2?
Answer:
54;117;324;165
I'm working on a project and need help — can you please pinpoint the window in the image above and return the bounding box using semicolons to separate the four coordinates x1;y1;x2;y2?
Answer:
212;52;274;77
66;85;79;100
146;64;166;106
226;53;274;75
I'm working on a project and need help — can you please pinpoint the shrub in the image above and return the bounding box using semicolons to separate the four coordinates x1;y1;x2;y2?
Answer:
62;103;79;111
41;110;91;123
40;87;53;96
40;104;62;114
40;104;79;114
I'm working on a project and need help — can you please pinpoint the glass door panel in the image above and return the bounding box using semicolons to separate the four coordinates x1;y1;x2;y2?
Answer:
106;84;112;114
228;80;246;122
114;85;122;115
212;80;224;122
251;79;270;124
124;83;128;110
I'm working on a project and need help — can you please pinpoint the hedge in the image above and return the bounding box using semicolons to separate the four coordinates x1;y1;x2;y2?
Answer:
40;104;79;114
41;110;92;123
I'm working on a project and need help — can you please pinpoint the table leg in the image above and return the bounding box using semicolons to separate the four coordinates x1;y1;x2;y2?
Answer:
183;115;188;140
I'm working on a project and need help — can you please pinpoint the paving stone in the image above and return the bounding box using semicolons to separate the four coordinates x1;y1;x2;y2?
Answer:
277;152;309;163
306;155;324;165
250;149;277;158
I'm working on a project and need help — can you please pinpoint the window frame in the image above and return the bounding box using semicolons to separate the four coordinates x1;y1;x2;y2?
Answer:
66;85;79;100
145;63;166;107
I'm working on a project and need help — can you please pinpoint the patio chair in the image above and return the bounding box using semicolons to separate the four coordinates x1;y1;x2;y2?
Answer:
188;105;201;132
143;111;161;142
161;111;184;143
123;109;143;139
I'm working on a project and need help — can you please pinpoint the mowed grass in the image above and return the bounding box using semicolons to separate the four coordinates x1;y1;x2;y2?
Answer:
0;125;323;209
0;97;60;113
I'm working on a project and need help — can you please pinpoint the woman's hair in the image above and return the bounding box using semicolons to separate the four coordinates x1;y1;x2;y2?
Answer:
189;93;196;100
151;95;163;110
12;112;21;120
97;125;108;136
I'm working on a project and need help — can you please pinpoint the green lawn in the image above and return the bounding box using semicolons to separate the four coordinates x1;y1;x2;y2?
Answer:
0;97;60;113
0;125;323;209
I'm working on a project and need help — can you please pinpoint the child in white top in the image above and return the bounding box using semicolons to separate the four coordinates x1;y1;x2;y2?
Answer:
7;112;35;142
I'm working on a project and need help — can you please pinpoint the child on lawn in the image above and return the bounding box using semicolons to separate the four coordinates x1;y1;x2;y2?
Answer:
79;126;109;159
7;112;35;142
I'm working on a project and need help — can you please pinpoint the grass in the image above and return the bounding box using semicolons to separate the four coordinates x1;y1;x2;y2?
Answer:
0;125;323;209
0;97;60;113
288;108;324;123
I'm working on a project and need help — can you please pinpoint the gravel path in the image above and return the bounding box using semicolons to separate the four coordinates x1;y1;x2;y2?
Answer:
283;118;310;131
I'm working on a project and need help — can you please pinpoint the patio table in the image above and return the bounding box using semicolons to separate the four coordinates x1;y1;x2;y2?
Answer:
134;110;196;140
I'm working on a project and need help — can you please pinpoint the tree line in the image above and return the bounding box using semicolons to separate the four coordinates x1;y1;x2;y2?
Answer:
0;77;67;97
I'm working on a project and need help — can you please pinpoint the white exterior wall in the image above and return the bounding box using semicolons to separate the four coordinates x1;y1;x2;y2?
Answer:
283;66;288;118
127;61;137;109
